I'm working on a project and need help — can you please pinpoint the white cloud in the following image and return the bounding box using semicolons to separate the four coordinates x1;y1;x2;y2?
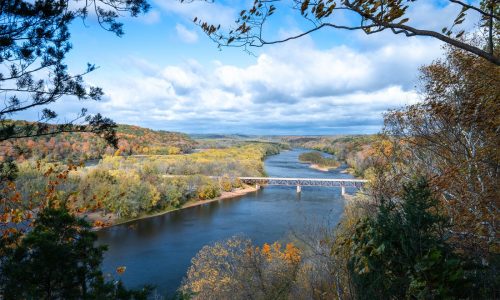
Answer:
137;10;162;24
35;1;461;134
81;35;437;134
175;24;199;43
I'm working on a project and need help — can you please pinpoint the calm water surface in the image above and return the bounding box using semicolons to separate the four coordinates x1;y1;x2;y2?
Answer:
97;149;356;296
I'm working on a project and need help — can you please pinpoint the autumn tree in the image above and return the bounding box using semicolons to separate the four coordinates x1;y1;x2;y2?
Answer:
0;0;150;144
382;43;499;262
181;236;301;299
191;0;499;65
371;41;500;298
0;162;81;246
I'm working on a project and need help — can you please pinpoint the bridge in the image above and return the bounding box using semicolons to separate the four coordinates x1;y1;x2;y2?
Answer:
238;177;368;195
163;175;368;196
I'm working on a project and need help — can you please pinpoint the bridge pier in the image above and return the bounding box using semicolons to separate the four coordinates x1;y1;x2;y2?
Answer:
255;184;260;190
296;185;301;193
341;185;346;196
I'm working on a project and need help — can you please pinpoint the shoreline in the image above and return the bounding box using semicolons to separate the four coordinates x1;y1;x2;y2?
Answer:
299;159;339;172
181;186;258;209
303;162;339;172
309;163;332;172
85;185;258;230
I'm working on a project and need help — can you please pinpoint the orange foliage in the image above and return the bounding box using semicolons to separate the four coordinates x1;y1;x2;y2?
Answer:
252;242;301;264
0;122;196;162
116;266;127;275
1;163;79;242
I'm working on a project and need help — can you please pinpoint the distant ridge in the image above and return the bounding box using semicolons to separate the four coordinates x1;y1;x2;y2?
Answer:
0;120;196;162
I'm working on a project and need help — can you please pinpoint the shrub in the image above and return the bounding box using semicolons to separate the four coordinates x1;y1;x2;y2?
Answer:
197;180;220;200
218;175;233;192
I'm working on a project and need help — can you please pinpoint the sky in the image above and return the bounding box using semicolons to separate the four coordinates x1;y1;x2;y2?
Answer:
16;0;481;135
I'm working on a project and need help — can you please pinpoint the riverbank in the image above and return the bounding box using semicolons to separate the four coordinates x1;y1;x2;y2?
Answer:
84;185;258;229
309;163;335;172
181;186;258;209
341;167;360;177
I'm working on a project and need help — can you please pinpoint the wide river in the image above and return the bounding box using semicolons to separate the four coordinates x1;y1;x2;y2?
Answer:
97;149;356;296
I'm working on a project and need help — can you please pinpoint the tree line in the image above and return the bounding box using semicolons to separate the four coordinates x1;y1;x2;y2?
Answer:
298;151;340;170
9;143;281;225
288;135;379;177
0;122;196;163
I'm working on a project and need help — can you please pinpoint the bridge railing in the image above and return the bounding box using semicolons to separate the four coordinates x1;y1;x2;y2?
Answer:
238;177;367;188
163;175;368;195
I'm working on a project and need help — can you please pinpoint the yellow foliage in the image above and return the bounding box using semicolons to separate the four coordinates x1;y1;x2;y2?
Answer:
218;175;233;192
108;169;140;182
261;243;272;259
167;146;181;155
182;236;302;299
284;243;301;264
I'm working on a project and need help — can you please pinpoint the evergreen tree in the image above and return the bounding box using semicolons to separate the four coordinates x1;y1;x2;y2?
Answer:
349;177;473;299
0;208;151;299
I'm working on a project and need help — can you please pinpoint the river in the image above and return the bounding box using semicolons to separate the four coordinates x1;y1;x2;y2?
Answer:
96;149;357;296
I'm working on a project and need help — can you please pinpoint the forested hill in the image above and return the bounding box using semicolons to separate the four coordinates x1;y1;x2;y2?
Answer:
116;124;196;154
0;121;196;162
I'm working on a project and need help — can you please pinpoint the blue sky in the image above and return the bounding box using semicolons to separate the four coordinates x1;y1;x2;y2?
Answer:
17;0;480;135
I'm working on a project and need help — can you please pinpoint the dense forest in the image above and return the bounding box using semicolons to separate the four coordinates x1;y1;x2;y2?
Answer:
193;134;289;150
10;143;281;225
0;121;196;162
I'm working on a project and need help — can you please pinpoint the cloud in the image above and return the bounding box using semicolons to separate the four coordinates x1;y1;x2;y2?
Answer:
71;35;434;134
213;38;439;100
175;24;199;43
137;10;162;24
25;1;459;135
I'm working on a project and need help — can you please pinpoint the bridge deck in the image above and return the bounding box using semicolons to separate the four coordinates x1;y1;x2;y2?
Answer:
238;177;367;182
163;175;367;188
238;177;367;187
